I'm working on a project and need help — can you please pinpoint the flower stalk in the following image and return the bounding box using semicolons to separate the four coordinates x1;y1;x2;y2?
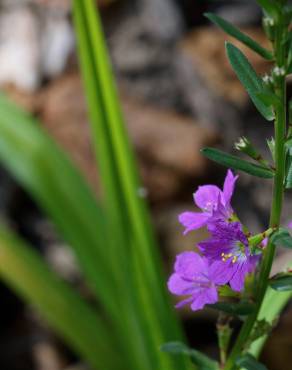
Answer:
224;7;288;369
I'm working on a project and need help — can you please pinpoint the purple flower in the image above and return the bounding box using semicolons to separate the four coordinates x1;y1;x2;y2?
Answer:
179;170;238;234
167;251;230;311
198;222;259;292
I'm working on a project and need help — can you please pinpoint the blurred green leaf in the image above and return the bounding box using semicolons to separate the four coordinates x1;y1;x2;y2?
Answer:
207;301;255;316
201;148;274;178
270;274;292;291
226;42;275;121
0;225;120;370
255;0;281;18
236;353;268;370
205;13;273;60
161;342;218;370
73;2;188;370
285;140;292;188
271;228;292;248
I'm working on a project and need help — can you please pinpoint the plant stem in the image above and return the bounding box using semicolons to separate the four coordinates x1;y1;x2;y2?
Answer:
224;14;287;370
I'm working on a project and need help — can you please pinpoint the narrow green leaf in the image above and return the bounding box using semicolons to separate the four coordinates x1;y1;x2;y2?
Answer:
255;0;281;18
205;13;273;60
207;301;255;316
161;342;218;370
271;228;292;248
255;91;281;108
285;140;292;188
73;3;188;370
226;42;275;121
236;353;268;370
0;225;120;370
270;274;292;291
201;148;274;179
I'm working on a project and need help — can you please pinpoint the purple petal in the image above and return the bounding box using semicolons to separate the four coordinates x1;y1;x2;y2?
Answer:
174;251;208;280
190;286;218;311
175;296;193;309
208;260;234;285
229;263;248;292
167;273;194;295
288;220;292;229
194;185;222;211
222;170;238;206
178;211;209;234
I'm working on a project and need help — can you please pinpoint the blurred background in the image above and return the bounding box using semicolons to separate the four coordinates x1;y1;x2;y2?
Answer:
0;0;292;369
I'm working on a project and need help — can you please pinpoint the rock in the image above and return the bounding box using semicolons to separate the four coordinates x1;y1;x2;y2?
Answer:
0;5;41;91
212;1;261;26
180;27;271;107
38;71;218;203
0;1;74;91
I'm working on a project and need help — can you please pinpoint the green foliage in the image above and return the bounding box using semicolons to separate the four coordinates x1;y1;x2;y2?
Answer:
270;274;292;291
236;354;268;370
205;13;273;60
201;148;274;178
270;228;292;248
0;225;119;370
0;1;189;369
161;342;219;370
255;0;281;19
285;139;292;188
207;301;255;316
225;42;275;121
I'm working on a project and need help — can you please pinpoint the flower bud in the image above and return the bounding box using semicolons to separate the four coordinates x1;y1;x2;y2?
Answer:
235;137;262;162
262;17;276;41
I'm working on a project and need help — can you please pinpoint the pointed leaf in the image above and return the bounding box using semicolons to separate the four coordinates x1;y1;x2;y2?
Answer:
207;301;255;316
270;274;292;291
236;353;268;370
271;228;292;249
205;13;273;60
201;148;274;179
226;42;274;121
161;342;218;370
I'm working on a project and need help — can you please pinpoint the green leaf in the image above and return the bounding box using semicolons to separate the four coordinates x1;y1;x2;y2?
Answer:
270;274;292;291
236;353;268;370
73;2;188;370
255;0;281;18
201;148;274;179
205;13;273;60
226;42;275;121
161;342;218;370
255;91;281;108
207;301;255;316
285;140;292;188
271;228;292;248
0;225;120;370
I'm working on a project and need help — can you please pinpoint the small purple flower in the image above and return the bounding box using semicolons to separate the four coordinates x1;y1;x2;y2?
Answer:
198;222;259;292
167;251;230;311
179;170;238;234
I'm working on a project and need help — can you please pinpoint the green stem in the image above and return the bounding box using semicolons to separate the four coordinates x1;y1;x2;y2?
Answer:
224;16;287;370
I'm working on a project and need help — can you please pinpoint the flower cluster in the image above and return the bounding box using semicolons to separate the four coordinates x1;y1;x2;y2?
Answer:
168;170;260;311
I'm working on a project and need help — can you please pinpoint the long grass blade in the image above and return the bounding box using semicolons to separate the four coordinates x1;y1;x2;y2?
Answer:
0;224;120;370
